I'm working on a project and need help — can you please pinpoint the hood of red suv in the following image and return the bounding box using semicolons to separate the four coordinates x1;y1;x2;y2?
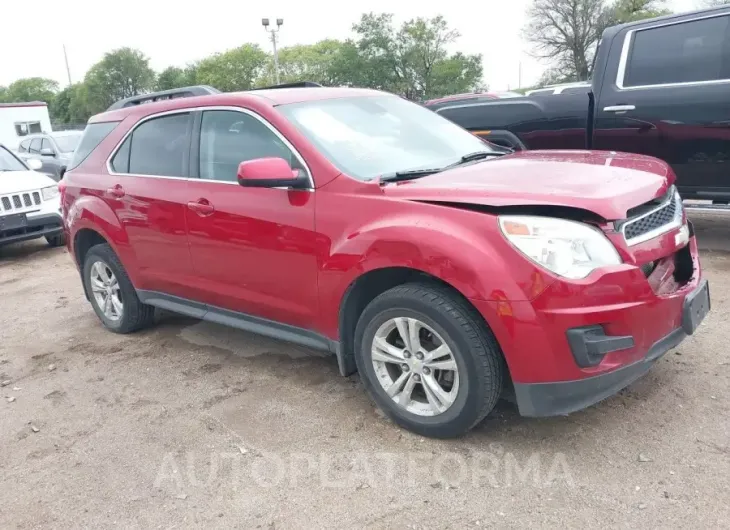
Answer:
383;150;673;220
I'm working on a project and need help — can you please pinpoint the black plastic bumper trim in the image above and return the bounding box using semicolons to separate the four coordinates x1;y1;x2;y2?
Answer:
0;214;62;246
514;327;686;417
566;325;635;368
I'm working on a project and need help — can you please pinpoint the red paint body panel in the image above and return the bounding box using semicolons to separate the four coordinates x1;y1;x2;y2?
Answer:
62;88;704;392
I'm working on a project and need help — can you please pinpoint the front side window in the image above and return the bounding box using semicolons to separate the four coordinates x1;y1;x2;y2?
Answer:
624;15;730;87
278;95;493;181
126;113;191;177
199;110;300;182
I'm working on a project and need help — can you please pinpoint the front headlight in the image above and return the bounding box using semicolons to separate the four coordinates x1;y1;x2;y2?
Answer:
498;215;622;279
42;185;59;201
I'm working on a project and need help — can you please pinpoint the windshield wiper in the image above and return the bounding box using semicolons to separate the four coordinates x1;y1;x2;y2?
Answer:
379;168;442;183
445;150;510;169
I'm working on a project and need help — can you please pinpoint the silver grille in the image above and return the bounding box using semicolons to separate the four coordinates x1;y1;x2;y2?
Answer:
0;190;43;214
621;187;683;245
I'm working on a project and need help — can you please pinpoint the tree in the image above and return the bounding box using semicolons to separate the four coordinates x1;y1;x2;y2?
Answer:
0;86;7;102
260;40;358;87
49;83;94;124
1;77;58;103
525;0;610;82
526;0;669;83
84;47;156;113
195;44;268;92
609;0;670;24
699;0;729;5
156;65;198;91
352;13;483;99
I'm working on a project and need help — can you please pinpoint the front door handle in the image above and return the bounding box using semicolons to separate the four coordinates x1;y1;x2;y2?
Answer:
187;199;215;217
603;105;636;113
106;184;125;198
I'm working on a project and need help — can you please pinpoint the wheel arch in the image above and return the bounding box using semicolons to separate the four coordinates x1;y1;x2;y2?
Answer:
335;266;508;379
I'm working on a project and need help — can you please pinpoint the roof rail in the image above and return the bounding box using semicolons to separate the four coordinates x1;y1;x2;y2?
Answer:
251;81;322;90
106;85;221;111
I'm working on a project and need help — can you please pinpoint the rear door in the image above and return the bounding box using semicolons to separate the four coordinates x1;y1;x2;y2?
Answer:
594;11;730;200
106;112;197;298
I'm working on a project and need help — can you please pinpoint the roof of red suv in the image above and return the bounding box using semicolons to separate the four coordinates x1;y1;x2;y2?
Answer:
90;87;384;124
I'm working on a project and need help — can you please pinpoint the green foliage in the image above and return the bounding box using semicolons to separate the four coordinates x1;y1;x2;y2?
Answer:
0;77;58;104
195;44;268;92
83;47;156;113
5;12;487;125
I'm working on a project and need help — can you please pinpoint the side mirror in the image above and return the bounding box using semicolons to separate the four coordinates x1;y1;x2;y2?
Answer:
40;148;55;157
237;157;308;189
26;158;43;171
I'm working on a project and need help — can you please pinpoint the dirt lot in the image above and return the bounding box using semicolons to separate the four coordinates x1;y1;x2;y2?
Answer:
1;212;728;529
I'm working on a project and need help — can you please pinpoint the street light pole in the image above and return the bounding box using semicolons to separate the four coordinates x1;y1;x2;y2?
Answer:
262;18;283;85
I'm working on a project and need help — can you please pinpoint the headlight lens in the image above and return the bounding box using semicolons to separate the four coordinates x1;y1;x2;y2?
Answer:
498;215;622;279
41;185;59;201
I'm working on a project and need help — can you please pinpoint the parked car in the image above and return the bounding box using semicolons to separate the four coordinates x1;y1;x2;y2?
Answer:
426;6;730;202
0;144;65;248
16;130;83;181
525;82;591;96
61;84;709;438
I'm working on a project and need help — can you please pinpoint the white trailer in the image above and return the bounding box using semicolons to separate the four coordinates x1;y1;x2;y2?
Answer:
0;102;52;149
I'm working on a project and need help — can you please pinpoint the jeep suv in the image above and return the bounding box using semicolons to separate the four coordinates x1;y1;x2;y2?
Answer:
60;84;710;438
0;144;65;248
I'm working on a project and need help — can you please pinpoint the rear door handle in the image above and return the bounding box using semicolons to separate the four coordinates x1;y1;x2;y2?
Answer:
106;185;125;198
187;199;215;216
603;105;636;113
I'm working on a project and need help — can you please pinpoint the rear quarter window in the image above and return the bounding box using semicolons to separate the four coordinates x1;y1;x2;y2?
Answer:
67;121;120;171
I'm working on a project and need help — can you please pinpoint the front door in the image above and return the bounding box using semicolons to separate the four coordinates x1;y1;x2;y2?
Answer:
184;108;319;330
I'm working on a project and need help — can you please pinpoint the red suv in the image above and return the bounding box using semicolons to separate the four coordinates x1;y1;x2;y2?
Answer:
61;84;710;438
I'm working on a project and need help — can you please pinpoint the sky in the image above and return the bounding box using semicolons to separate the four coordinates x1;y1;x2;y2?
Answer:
0;0;702;92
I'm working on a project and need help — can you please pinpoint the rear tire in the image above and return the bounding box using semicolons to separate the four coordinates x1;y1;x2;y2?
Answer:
46;233;66;247
354;282;504;438
82;243;155;333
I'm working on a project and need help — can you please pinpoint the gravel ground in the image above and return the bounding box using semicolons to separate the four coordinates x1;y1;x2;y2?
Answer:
0;212;728;529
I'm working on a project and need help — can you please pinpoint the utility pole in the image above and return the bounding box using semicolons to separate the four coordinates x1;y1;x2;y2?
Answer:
262;18;283;85
63;44;72;85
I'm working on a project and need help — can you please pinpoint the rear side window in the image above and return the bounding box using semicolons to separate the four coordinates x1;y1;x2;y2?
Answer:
68;121;119;171
115;113;191;177
624;15;730;87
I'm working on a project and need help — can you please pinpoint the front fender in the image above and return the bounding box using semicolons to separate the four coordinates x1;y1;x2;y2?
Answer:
318;208;554;338
67;194;141;285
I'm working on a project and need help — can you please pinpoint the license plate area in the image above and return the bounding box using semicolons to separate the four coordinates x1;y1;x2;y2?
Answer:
0;214;28;231
682;279;710;335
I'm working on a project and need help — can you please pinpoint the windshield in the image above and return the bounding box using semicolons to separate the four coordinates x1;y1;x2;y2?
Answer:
278;95;494;181
0;146;27;172
53;133;82;153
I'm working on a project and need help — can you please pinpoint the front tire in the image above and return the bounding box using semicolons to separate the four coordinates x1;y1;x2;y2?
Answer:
354;283;504;438
82;243;155;333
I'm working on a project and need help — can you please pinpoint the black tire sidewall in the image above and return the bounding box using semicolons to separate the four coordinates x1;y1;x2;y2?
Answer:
355;290;492;438
82;245;135;332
